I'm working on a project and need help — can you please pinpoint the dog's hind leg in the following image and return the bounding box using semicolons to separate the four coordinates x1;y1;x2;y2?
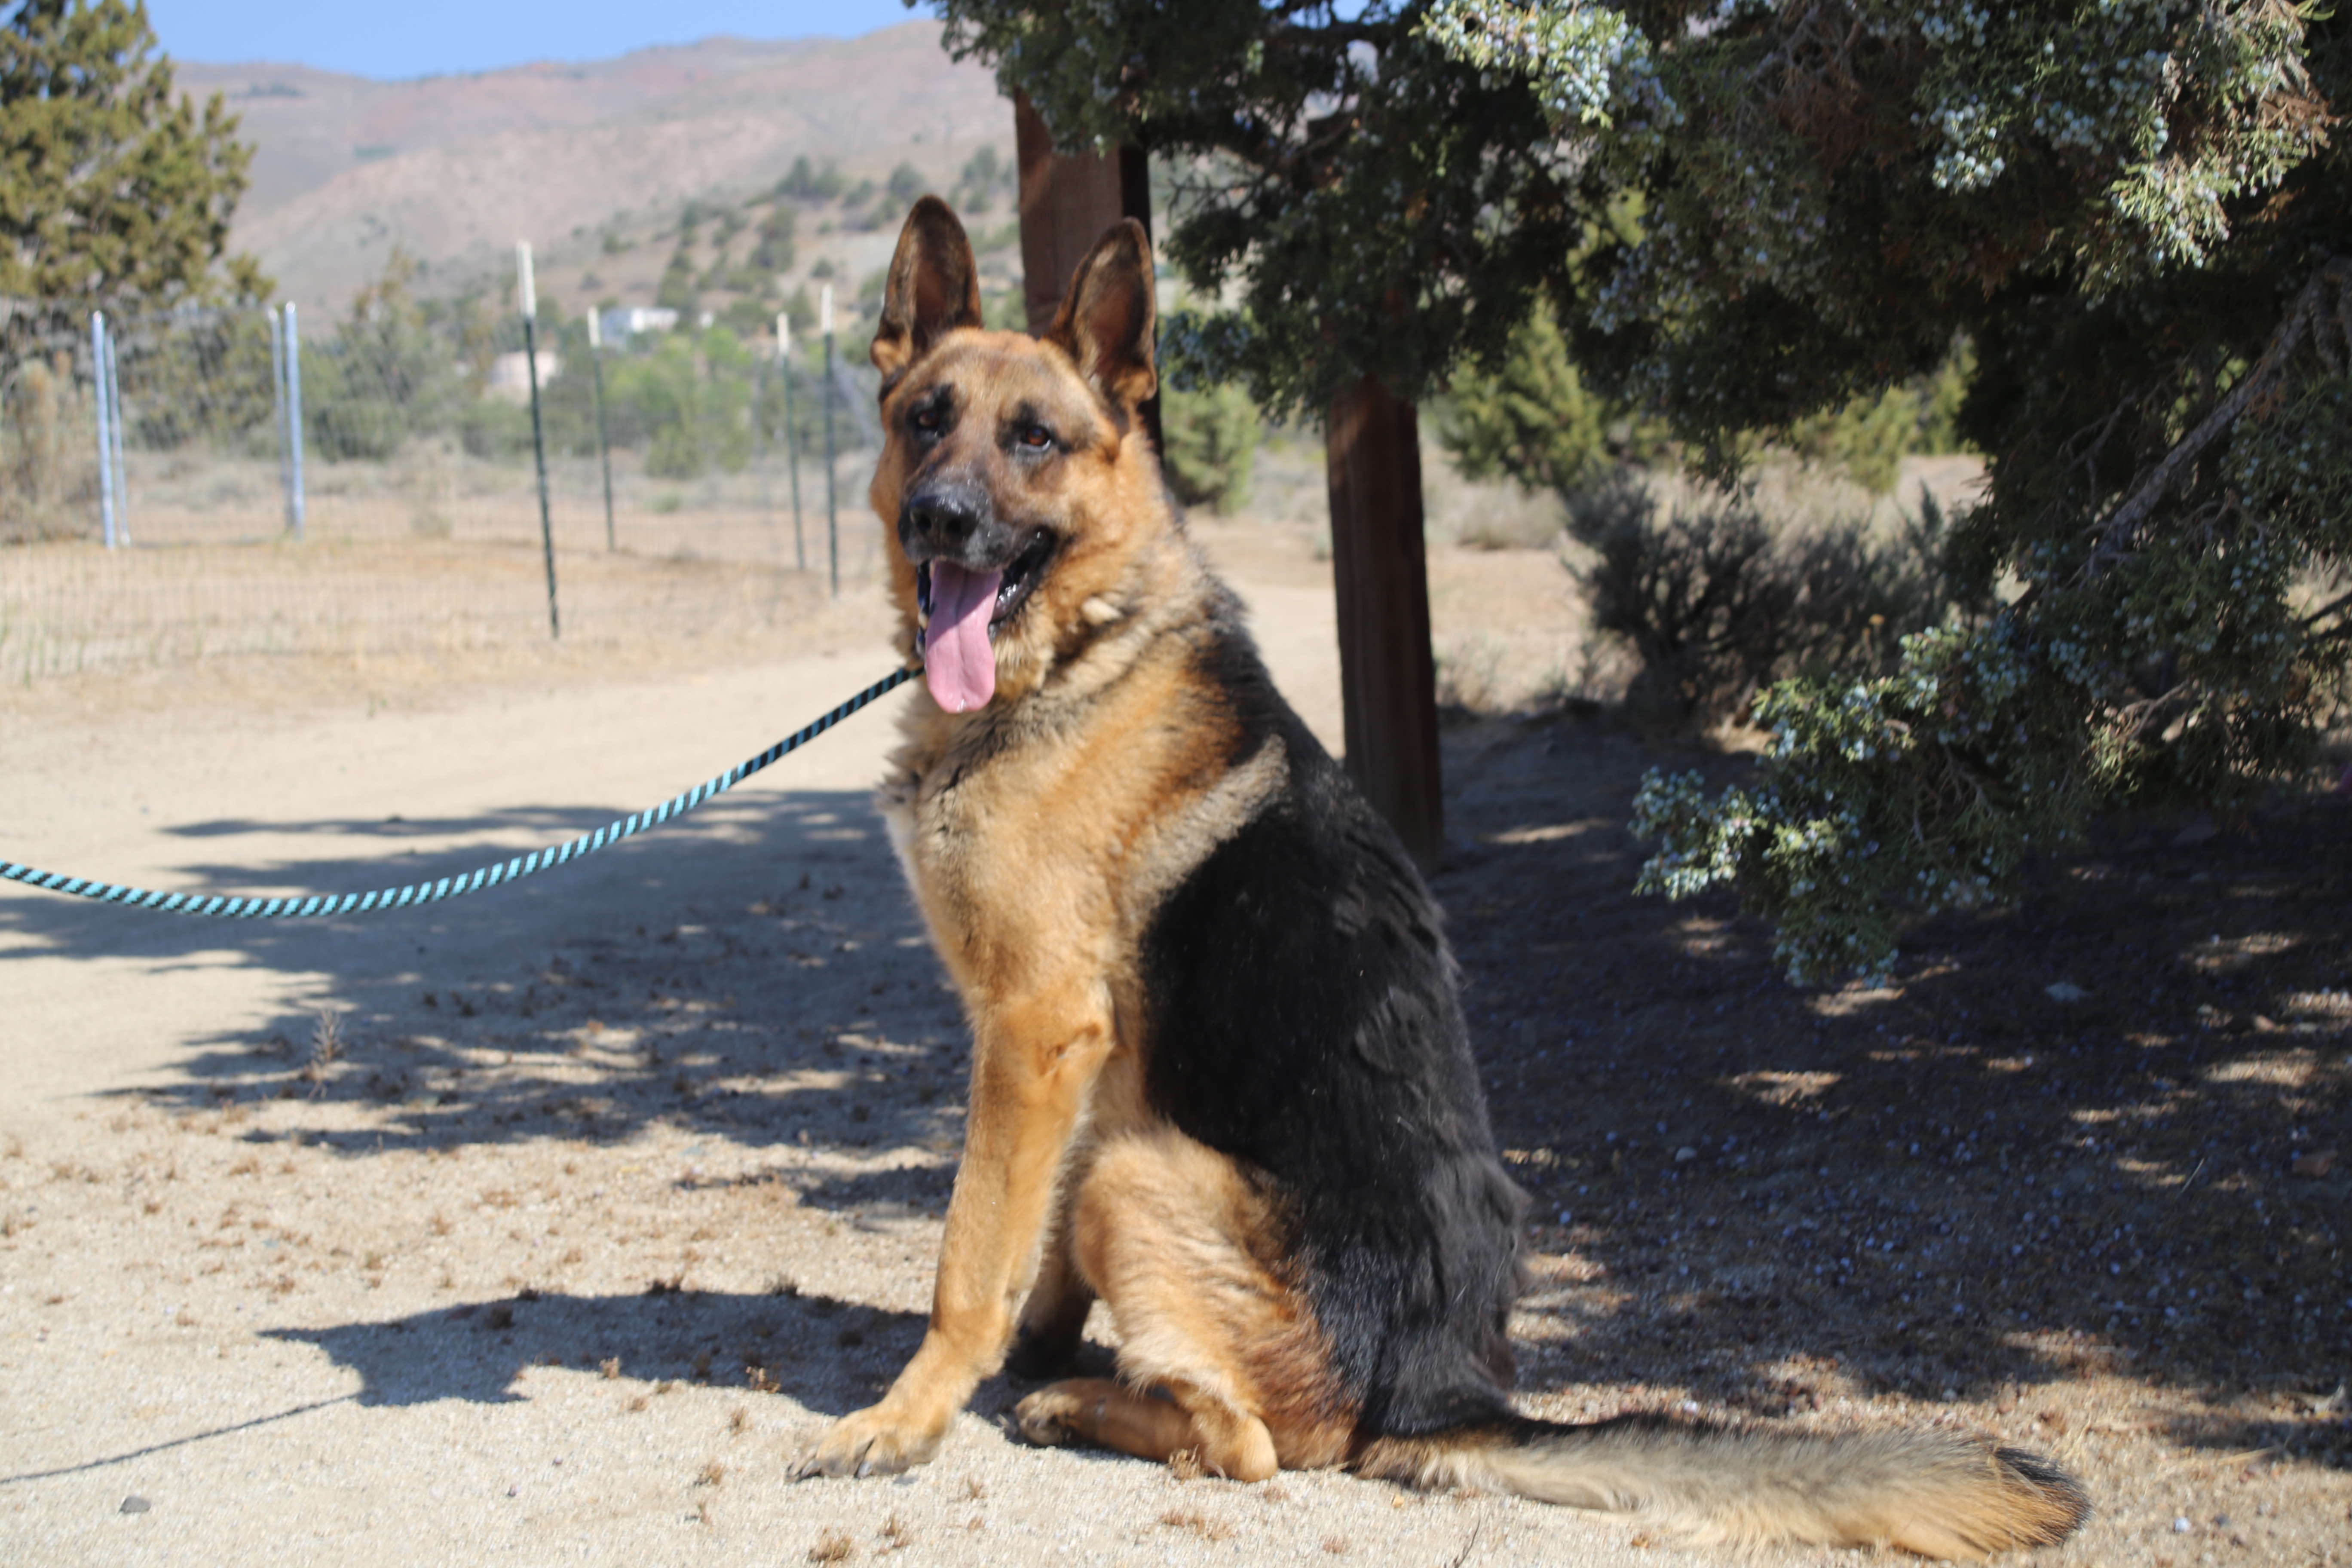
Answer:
1005;1215;1096;1377
1017;1376;1276;1480
1010;1127;1353;1480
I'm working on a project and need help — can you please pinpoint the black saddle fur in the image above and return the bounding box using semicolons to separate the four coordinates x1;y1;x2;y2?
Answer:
1136;605;1528;1439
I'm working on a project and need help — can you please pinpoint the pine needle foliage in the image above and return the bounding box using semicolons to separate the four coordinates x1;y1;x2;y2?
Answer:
937;0;2352;983
0;0;263;346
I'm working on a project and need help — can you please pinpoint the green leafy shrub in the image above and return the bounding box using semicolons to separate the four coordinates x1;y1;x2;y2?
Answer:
1786;344;1978;496
776;156;844;202
954;145;1011;213
655;248;697;315
886;162;927;206
119;307;276;453
604;327;753;480
303;253;466;460
1567;470;1954;729
1437;303;1613;494
748;207;796;273
457;399;530;461
1159;381;1259;514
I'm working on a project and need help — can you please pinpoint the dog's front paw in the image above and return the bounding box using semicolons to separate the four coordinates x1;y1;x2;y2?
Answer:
796;1404;947;1479
1013;1382;1105;1449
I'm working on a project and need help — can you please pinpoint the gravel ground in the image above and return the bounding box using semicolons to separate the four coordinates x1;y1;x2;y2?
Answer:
2;521;2346;1566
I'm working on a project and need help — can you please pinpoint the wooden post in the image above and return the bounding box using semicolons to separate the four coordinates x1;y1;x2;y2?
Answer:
1013;92;1160;453
1326;376;1443;870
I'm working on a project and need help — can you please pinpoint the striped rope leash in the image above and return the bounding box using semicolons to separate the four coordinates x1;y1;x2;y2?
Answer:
0;664;919;921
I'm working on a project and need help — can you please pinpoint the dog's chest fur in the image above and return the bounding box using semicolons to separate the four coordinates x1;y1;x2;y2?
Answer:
877;600;1284;1050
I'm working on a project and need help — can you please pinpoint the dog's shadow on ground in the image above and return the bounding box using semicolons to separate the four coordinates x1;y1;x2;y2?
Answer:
268;1286;931;1417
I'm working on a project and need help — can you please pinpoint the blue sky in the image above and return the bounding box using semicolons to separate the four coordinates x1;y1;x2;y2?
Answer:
147;1;934;79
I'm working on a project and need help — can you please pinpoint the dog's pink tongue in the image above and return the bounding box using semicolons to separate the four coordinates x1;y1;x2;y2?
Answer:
923;561;1002;713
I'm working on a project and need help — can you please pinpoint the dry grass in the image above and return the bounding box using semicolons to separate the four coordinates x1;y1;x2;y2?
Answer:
1158;1507;1237;1542
0;436;888;685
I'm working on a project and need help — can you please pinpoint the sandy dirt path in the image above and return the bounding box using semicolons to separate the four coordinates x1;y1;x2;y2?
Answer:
0;556;1658;1567
11;522;2326;1568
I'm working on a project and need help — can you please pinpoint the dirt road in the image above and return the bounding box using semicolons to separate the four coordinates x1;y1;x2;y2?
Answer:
4;523;2344;1567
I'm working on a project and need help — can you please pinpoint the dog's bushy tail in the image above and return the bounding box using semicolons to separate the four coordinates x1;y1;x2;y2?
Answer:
1359;1413;2088;1559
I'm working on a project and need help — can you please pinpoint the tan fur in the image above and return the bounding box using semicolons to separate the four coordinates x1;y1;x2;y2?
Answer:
793;197;2088;1560
1362;1421;2087;1556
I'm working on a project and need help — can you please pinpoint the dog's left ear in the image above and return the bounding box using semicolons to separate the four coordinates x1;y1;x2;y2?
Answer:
872;196;984;385
1044;218;1157;413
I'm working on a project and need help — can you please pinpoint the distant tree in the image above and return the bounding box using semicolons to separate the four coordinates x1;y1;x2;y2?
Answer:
1438;301;1616;495
937;0;2352;985
655;246;698;315
1159;381;1258;515
776;156;845;203
780;283;815;334
749;206;796;273
953;144;1008;212
302;248;466;460
606;325;753;479
0;0;264;346
885;161;927;206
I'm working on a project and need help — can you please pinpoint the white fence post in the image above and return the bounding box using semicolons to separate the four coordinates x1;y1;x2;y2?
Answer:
270;305;292;531
284;302;306;539
91;311;117;550
104;321;128;545
517;241;559;638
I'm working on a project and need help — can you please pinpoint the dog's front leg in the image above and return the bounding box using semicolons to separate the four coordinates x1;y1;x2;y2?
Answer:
799;983;1113;1477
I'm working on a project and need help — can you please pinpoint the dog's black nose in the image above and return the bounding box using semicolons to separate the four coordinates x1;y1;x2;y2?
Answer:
905;492;976;544
900;480;1005;566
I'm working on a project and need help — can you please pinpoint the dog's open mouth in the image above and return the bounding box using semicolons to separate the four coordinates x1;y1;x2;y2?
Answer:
915;531;1054;712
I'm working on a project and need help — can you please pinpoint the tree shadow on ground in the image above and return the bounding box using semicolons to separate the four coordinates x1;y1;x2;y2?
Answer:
13;703;2346;1477
1;787;965;1160
1436;709;2350;1469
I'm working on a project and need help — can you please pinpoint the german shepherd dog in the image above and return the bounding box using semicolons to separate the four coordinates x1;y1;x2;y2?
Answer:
796;195;2089;1557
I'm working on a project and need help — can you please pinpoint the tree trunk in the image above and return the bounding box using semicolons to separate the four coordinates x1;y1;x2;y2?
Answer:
1326;376;1444;870
1012;92;1160;452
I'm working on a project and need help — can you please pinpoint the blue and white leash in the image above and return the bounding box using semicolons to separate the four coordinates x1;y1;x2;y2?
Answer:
0;665;919;921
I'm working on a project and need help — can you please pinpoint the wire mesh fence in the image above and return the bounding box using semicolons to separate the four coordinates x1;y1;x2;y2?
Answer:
0;300;886;682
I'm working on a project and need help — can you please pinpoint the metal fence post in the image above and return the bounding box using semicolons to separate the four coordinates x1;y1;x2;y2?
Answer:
91;312;117;549
587;306;615;551
821;284;837;599
518;242;560;638
778;311;803;573
269;304;294;532
104;321;129;544
283;302;306;539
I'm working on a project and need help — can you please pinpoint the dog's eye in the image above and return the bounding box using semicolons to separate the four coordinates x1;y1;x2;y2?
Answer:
1016;423;1053;451
911;407;943;434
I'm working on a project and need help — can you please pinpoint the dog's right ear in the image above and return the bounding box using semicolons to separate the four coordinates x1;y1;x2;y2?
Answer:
871;196;984;387
1042;218;1157;415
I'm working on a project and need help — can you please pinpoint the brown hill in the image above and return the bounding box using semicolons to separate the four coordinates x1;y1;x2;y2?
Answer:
178;23;1012;318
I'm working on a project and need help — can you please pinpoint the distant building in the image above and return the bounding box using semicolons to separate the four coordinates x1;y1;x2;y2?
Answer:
485;349;560;403
596;306;678;344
